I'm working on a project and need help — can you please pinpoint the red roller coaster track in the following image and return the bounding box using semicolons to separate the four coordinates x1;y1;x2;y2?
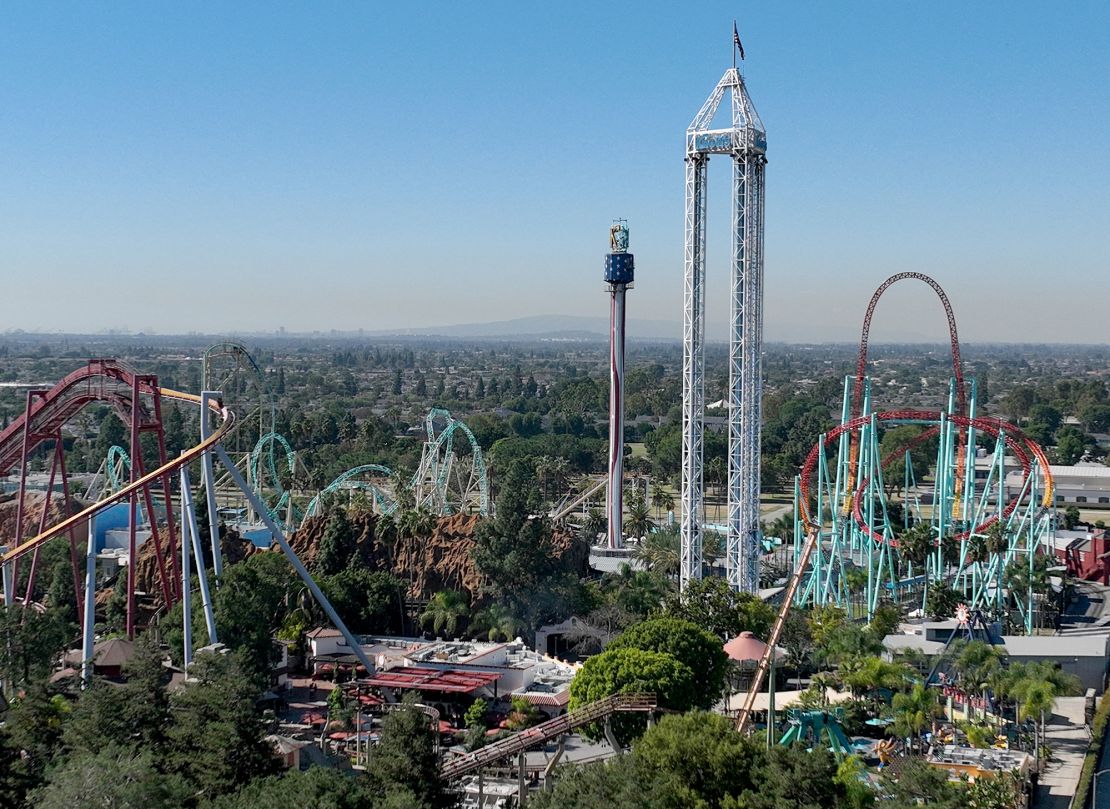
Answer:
851;272;967;419
0;360;234;636
799;410;1054;544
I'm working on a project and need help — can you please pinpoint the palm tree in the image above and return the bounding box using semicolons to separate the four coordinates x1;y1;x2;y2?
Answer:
604;564;673;616
626;499;655;541
1017;678;1055;765
650;487;670;520
633;528;679;576
469;602;525;642
965;531;990;567
891;683;941;753
840;655;913;699
898;523;934;570
548;457;570;500
1007;660;1081;761
953;640;1007;721
985;520;1009;556
376;511;398;552
421;590;470;638
398;507;438;540
767;514;794;542
583;507;607;542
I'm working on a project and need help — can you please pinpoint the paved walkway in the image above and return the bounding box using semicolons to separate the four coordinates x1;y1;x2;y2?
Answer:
1036;697;1091;809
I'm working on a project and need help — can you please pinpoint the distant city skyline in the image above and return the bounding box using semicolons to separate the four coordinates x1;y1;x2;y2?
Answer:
2;3;1107;342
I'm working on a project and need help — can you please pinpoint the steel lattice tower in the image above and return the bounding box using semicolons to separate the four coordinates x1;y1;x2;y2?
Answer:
681;66;766;592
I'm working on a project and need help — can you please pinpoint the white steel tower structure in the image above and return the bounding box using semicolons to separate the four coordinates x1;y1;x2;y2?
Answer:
680;64;767;592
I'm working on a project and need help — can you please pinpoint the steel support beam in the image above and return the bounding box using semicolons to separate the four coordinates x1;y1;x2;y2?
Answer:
683;66;766;592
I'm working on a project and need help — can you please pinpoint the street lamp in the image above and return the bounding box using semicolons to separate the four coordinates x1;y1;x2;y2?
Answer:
1092;767;1110;808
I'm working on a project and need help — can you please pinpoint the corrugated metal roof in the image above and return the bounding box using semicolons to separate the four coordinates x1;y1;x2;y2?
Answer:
364;667;500;693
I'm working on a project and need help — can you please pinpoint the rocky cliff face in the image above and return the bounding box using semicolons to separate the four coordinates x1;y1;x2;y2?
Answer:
0;491;88;548
286;511;587;602
86;508;586;614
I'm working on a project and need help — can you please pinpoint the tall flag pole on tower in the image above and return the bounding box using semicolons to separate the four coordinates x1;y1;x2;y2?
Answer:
733;21;745;68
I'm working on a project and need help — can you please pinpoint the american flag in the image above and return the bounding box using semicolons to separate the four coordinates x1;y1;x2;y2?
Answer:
733;22;745;61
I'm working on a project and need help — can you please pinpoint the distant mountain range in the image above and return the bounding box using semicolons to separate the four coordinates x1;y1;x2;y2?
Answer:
365;314;945;344
367;314;683;341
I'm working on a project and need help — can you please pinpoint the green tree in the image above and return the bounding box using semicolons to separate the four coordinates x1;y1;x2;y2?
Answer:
633;712;761;807
473;460;585;631
421;590;470;638
891;683;941;753
650;486;673;519
726;744;846;809
584;506;607;541
463;698;488;729
1055;426;1092;465
925;582;961;620
0;603;71;691
315;509;359;576
897;523;934;569
530;753;701;809
0;726;37;809
203;767;393;809
839;656;913;698
663;577;775;641
966;773;1022;809
952;640;1007;718
322;569;407;635
606;617;729;709
365;696;452;809
633;526;680;576
602;565;673;618
881;757;963;809
163;652;280;799
63;635;170;757
867;603;902;641
4;686;71;780
568;647;697;745
879;425;936;490
468;602;525;642
625;496;656;541
30;745;188;809
505;695;542;730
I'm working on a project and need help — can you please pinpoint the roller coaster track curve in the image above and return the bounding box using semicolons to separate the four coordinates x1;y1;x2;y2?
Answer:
0;360;236;569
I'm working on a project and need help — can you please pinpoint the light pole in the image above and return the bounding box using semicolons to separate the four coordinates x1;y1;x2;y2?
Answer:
1093;767;1110;808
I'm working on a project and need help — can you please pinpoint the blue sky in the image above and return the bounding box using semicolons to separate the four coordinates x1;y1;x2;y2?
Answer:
1;2;1107;341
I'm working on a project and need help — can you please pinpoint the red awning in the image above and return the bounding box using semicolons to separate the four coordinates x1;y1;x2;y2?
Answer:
364;667;500;694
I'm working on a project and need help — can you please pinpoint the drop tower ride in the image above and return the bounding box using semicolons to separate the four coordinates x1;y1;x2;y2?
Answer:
605;221;634;549
681;53;767;592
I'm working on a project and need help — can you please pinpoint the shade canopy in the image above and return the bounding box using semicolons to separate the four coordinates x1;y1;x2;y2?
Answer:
723;631;784;663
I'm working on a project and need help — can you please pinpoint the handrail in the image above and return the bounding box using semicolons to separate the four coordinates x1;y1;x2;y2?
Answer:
440;692;657;780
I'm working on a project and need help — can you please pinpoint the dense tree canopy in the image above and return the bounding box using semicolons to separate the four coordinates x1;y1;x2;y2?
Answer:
662;577;776;641
569;647;697;745
606;617;729;709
